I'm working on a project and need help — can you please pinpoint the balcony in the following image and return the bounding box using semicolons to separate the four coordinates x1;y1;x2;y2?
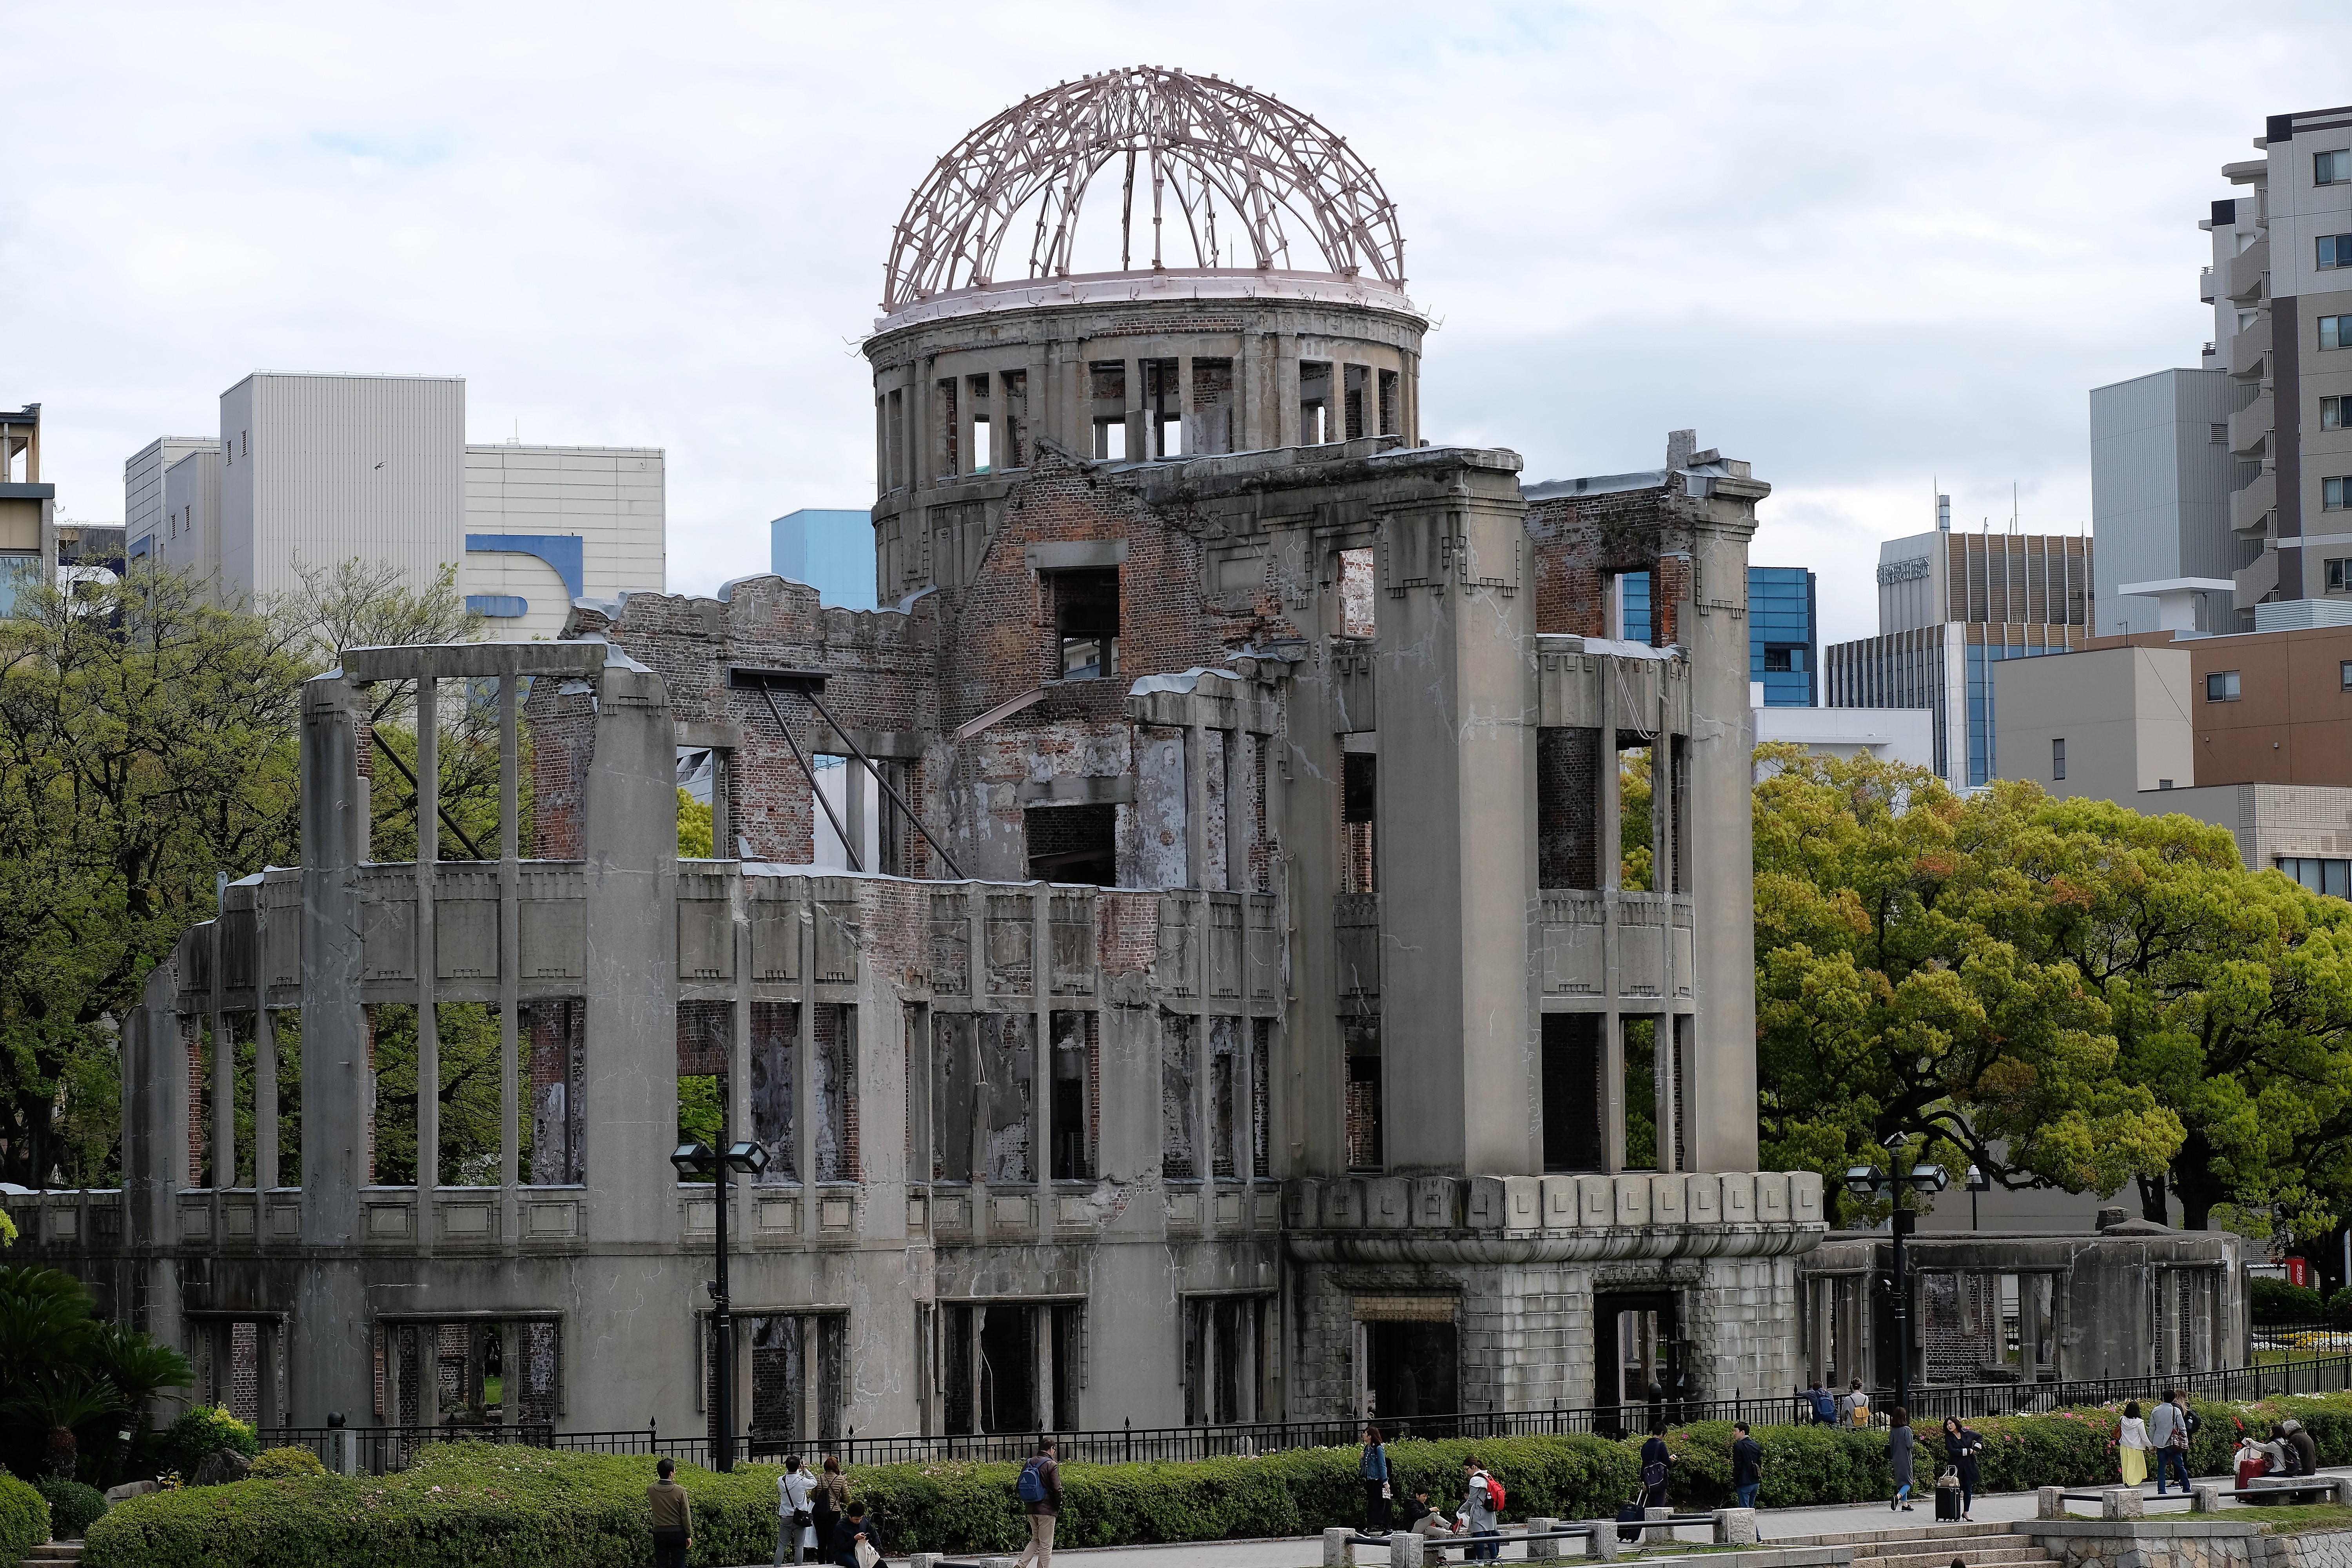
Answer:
2230;238;2270;303
2232;469;2276;535
2230;391;2275;457
2230;314;2272;379
2200;266;2218;304
2235;547;2279;609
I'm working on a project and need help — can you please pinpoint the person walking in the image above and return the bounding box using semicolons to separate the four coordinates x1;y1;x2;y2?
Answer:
778;1455;819;1566
647;1457;693;1568
1461;1455;1501;1563
1011;1436;1061;1568
1942;1417;1984;1521
1846;1380;1873;1428
2117;1401;2152;1488
1730;1422;1764;1511
2150;1391;2192;1496
1888;1407;1916;1512
811;1455;848;1562
1360;1425;1393;1534
1640;1420;1673;1508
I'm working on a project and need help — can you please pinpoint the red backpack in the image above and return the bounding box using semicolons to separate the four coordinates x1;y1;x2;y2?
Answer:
1478;1470;1506;1512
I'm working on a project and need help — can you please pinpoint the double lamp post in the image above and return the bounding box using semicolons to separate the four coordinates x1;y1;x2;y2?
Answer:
673;1114;768;1475
1842;1132;1948;1421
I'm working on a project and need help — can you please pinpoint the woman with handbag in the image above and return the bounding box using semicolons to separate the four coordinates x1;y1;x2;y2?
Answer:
811;1455;848;1561
778;1454;818;1566
1941;1417;1984;1521
1361;1425;1393;1532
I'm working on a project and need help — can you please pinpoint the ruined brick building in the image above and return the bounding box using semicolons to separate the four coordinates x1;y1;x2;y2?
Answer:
27;65;1829;1446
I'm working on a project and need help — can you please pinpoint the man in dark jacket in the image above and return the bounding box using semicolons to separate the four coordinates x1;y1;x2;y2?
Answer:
829;1499;880;1566
1011;1436;1061;1568
2283;1420;2319;1478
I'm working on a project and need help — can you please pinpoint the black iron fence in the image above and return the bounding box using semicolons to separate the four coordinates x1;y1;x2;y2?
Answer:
258;1352;2352;1477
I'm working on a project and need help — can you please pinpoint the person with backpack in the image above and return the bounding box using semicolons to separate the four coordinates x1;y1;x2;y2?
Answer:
812;1456;847;1563
1460;1455;1501;1562
1640;1419;1672;1508
1011;1436;1061;1568
2150;1390;2195;1495
1846;1380;1872;1428
1360;1425;1393;1533
778;1454;818;1565
1808;1379;1837;1426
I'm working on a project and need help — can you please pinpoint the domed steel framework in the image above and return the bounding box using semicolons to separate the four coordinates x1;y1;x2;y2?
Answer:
883;65;1406;312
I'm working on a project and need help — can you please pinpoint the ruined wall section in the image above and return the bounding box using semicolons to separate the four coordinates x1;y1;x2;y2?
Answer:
537;585;943;869
1527;485;1706;645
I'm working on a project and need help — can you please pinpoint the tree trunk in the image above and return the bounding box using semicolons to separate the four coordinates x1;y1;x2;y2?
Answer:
2137;1170;2170;1225
45;1425;76;1480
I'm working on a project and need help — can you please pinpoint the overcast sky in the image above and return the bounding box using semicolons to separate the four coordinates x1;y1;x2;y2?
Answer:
6;2;2347;645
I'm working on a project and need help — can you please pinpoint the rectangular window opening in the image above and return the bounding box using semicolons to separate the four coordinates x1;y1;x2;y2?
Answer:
436;1001;503;1188
1249;1018;1272;1180
980;1013;1034;1185
1342;364;1368;442
1536;727;1601;890
1299;360;1332;445
521;998;585;1185
1049;566;1120;681
813;1004;859;1183
1049;1011;1094;1181
1338;545;1376;638
1189;358;1235;456
2321;235;2352;271
1162;1014;1199;1179
2327;397;2349;432
1341;751;1377;895
1377;368;1399;437
1622;1016;1659;1172
1542;1013;1603;1172
1025;801;1117;886
2053;737;2067;781
2324;316;2352;352
1344;1017;1382;1173
1143;357;1182;457
931;1013;976;1184
2207;670;2242;702
2327;477;2349;511
366;1003;419;1187
2319;149;2351;186
750;1000;797;1182
1087;361;1127;460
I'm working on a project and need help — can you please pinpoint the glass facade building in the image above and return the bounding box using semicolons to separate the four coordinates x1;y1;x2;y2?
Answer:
1619;565;1818;706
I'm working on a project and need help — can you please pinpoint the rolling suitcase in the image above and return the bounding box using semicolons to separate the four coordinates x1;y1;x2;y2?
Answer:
1934;1470;1963;1521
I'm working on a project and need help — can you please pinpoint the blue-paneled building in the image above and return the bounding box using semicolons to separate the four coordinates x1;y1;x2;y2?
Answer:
771;508;877;609
1618;566;1818;707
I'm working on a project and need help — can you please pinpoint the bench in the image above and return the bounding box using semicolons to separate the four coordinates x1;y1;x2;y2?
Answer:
1327;1510;1758;1565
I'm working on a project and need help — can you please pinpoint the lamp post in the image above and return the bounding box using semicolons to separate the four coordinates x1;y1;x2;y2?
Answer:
1844;1134;1947;1421
672;1110;769;1474
1966;1164;1990;1231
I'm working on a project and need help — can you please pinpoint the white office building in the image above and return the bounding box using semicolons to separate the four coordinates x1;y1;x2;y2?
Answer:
126;373;663;639
2088;368;2240;635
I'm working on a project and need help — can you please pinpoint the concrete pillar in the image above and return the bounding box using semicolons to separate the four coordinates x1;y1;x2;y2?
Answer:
293;672;370;1427
1124;356;1144;462
253;994;278;1193
2101;1486;2143;1520
1275;336;1300;450
1584;1519;1621;1561
1176;355;1195;459
2190;1483;2223;1513
1371;465;1536;1174
415;672;439;1199
1527;1519;1564;1560
1388;1532;1425;1568
498;673;521;1247
1642;1506;1672;1545
2036;1485;2065;1520
1322;1526;1357;1567
1713;1509;1758;1545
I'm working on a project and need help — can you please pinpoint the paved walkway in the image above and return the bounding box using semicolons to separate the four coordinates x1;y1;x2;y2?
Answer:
743;1465;2352;1568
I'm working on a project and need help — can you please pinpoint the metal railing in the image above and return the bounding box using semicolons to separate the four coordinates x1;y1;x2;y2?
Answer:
257;1353;2352;1477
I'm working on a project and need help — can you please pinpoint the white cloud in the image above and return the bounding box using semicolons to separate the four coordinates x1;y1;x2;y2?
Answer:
2;0;2340;644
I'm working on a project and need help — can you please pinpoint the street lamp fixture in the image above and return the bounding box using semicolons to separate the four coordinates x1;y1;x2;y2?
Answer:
1966;1163;1990;1231
1840;1135;1947;1422
670;1127;770;1472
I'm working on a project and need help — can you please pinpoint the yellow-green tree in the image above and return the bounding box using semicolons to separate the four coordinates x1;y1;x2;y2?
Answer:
1756;746;2352;1233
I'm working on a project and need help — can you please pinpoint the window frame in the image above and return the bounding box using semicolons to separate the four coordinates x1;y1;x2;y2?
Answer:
2341;660;2352;691
2323;316;2352;352
2319;149;2352;187
2331;558;2352;593
2051;737;2066;782
2322;234;2352;271
2328;476;2350;512
2206;670;2242;702
2327;396;2348;431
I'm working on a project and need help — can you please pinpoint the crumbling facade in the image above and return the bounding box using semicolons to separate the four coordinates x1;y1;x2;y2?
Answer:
18;66;1828;1446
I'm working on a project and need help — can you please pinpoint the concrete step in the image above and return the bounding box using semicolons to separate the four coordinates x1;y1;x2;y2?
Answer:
24;1546;88;1563
1862;1543;2052;1568
1791;1522;2030;1550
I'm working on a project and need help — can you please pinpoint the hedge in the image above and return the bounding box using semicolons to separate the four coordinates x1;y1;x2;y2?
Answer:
36;1477;107;1537
77;1392;2352;1567
2253;1276;2325;1324
0;1472;51;1563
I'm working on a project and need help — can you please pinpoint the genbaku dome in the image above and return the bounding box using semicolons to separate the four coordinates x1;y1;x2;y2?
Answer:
30;65;1827;1452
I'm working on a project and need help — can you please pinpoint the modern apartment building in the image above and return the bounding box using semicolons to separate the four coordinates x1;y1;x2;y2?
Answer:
2198;106;2352;625
1822;511;2094;789
125;374;664;641
1620;564;1818;706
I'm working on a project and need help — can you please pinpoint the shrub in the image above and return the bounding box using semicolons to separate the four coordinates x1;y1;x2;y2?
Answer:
249;1447;327;1480
2252;1276;2325;1323
159;1406;257;1479
2328;1289;2352;1330
0;1472;49;1561
34;1477;105;1537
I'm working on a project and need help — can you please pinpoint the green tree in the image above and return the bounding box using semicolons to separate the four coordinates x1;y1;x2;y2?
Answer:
1756;747;2352;1233
0;568;309;1187
678;788;713;858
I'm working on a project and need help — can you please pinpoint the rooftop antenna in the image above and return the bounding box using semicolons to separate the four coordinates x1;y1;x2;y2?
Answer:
2010;482;2020;535
1936;486;1951;533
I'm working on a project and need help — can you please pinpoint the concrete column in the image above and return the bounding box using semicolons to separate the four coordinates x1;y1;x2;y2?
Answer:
253;1000;277;1194
293;672;370;1427
211;904;230;1190
1584;1519;1620;1561
1275;335;1300;450
1024;346;1049;465
1032;891;1052;1188
1236;332;1260;451
797;905;817;1221
1124;356;1144;462
1321;1526;1357;1567
911;356;933;490
498;674;521;1244
415;673;439;1199
1176;355;1195;459
1185;721;1208;889
1370;469;1536;1175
